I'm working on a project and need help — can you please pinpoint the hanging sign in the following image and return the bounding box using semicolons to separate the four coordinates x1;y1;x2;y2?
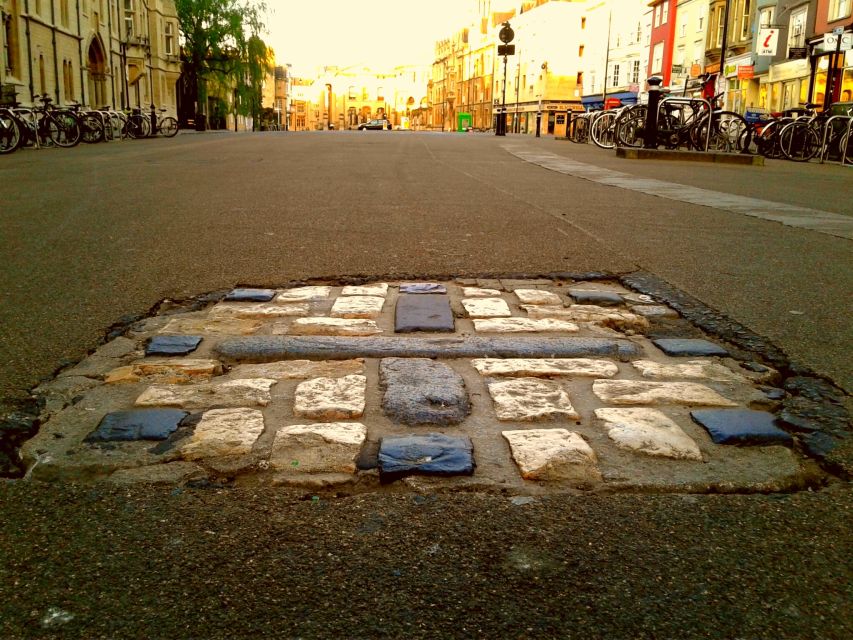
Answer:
737;65;755;79
757;28;779;56
823;32;853;52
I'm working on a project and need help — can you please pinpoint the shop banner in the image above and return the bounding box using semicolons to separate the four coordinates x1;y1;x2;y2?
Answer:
738;65;755;80
757;28;779;56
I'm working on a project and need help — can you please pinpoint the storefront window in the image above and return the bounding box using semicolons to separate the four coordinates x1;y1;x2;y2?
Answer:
841;68;853;102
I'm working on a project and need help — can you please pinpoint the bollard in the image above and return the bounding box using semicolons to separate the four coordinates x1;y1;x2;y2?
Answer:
536;111;541;137
150;104;157;137
643;76;663;149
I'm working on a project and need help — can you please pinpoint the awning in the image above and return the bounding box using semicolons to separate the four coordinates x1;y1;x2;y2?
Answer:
581;91;639;111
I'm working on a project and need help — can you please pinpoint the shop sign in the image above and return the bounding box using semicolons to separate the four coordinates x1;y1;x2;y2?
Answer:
690;64;702;77
738;65;755;79
724;63;738;77
822;32;852;52
788;47;808;59
757;28;779;56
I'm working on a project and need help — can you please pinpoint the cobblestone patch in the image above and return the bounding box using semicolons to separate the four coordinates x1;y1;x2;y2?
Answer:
16;278;842;492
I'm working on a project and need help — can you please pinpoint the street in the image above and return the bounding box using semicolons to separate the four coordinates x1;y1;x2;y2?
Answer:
1;131;851;638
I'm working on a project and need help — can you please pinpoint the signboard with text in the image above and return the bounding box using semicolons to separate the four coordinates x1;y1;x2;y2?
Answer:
757;28;778;56
738;65;755;79
822;32;853;52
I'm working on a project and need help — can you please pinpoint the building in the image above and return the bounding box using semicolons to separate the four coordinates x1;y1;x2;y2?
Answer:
763;0;818;112
648;0;679;87
809;0;853;108
1;0;181;114
670;0;710;94
581;0;647;110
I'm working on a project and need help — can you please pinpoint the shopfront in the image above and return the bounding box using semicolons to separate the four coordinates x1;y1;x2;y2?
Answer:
765;58;811;112
723;54;760;113
808;42;853;110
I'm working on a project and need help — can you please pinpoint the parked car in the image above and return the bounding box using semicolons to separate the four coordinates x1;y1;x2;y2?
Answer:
358;119;390;130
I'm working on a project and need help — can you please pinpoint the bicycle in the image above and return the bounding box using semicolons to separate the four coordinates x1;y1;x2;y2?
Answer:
152;108;179;137
778;103;853;163
0;107;24;154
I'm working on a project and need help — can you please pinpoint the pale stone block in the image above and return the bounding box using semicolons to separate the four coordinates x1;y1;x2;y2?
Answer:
135;378;277;409
462;287;502;298
181;408;265;460
210;302;310;318
227;359;365;380
330;296;386;319
270;422;367;473
275;286;332;302
294;375;367;420
462;297;512;318
105;358;223;385
487;378;579;421
630;305;679;318
502;429;602;483
592;380;738;407
471;358;618;378
159;317;263;335
594;408;702;460
341;283;389;297
523;305;650;332
632;359;746;383
514;289;563;305
287;317;382;336
473;318;579;333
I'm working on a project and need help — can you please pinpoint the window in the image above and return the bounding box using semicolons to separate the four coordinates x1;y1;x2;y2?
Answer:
830;0;851;21
576;71;583;85
124;0;134;37
578;44;584;57
581;16;586;29
652;42;664;73
787;6;807;55
165;22;175;55
60;0;70;26
740;0;752;40
632;60;640;84
681;18;687;37
654;5;661;27
612;63;620;86
636;21;642;43
759;7;774;28
709;5;724;48
662;2;669;25
2;11;16;76
698;4;706;31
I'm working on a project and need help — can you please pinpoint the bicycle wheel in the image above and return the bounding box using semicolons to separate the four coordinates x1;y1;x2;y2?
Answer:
0;111;22;154
590;111;616;149
159;116;179;137
838;130;853;164
46;112;81;147
615;105;647;148
779;121;819;162
80;114;105;143
127;114;151;139
716;111;751;152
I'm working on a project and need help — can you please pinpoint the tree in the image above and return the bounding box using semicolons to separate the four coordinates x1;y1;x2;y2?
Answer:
174;0;271;128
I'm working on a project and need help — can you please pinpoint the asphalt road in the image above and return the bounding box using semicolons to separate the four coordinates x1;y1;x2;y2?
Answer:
1;131;851;638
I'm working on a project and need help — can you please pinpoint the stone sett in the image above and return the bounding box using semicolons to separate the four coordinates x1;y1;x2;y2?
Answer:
461;297;512;318
293;375;367;420
487;378;579;421
330;296;386;319
473;318;579;333
270;422;367;473
21;277;824;493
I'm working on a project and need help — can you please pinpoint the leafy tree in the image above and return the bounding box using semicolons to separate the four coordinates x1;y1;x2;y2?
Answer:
174;0;272;129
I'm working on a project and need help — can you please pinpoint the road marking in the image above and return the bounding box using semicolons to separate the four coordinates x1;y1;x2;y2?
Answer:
504;147;853;240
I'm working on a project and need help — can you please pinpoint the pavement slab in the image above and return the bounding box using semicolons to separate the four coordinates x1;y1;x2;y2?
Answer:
17;278;827;493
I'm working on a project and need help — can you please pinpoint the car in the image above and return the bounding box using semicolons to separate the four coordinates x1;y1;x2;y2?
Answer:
358;119;390;130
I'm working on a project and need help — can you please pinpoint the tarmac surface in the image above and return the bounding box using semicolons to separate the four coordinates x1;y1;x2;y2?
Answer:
1;130;851;637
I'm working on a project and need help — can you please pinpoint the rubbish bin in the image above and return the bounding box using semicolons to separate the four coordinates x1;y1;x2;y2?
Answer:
194;113;207;131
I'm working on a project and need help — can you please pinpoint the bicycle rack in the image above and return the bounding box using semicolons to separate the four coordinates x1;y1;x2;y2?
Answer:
818;115;853;164
846;118;853;167
657;97;712;152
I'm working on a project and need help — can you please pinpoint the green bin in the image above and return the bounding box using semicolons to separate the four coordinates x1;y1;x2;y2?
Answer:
457;112;472;132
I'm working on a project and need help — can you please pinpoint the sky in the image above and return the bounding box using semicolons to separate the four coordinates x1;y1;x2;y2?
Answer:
265;0;470;75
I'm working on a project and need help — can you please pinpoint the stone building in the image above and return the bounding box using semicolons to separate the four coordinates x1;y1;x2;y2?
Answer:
1;0;181;114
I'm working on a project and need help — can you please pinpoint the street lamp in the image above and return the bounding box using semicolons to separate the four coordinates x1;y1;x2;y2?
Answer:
536;62;547;137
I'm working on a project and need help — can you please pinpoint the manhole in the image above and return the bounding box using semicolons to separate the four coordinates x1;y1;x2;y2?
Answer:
13;275;850;493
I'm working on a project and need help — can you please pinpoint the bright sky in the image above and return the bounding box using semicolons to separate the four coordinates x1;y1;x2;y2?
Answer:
266;0;470;75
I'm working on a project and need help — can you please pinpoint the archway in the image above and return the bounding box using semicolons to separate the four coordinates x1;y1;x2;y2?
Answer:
87;37;107;107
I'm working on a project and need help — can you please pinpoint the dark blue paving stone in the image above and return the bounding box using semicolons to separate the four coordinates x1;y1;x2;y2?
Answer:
759;387;787;401
399;283;447;294
395;294;454;333
146;335;203;356
215;335;642;362
378;433;474;482
380;358;470;425
690;409;793;446
568;289;624;306
224;288;277;302
86;409;188;442
653;338;729;357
